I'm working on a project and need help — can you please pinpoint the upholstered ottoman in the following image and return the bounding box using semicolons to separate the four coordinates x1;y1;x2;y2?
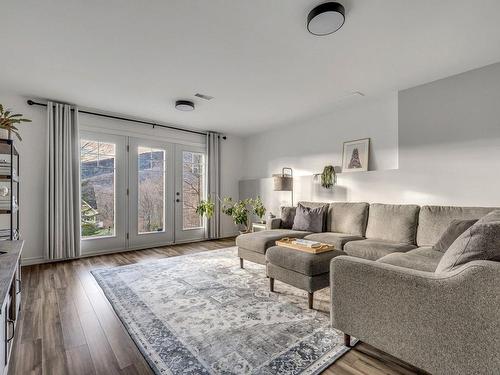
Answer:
266;245;345;309
236;229;313;267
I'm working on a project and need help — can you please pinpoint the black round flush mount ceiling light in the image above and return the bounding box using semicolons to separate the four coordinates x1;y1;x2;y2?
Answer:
175;100;195;111
307;2;345;36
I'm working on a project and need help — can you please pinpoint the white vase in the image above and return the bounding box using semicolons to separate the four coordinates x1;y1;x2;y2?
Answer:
0;129;10;140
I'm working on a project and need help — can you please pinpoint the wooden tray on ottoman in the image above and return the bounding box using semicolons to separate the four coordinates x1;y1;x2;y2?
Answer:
275;238;335;254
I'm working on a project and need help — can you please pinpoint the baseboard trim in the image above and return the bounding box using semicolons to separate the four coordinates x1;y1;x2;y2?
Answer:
21;236;236;266
21;256;46;266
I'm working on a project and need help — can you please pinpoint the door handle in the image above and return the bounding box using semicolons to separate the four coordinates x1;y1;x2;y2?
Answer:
176;199;181;203
7;319;15;342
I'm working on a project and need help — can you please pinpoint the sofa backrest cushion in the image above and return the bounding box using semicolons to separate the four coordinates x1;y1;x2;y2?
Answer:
433;219;477;252
298;201;329;231
327;202;369;236
365;204;420;244
280;206;296;229
292;203;328;233
417;205;497;247
436;210;500;273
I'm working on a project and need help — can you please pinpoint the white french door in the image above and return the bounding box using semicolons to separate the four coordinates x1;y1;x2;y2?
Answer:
80;131;127;255
174;144;207;243
79;131;207;255
128;138;174;249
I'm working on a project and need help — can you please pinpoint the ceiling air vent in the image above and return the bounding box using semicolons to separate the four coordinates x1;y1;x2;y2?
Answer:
194;93;214;101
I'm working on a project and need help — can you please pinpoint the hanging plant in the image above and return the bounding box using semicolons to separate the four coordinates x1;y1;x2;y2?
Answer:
321;165;336;188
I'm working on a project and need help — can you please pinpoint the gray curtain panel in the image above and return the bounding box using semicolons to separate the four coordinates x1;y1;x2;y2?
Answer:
45;102;81;260
206;131;221;239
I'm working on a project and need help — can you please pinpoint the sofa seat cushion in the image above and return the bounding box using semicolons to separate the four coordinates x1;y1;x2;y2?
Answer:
236;230;312;254
304;232;364;250
343;239;416;260
266;245;345;276
377;246;443;272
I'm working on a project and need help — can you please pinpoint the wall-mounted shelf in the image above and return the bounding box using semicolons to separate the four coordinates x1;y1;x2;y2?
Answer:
0;139;20;241
0;176;18;183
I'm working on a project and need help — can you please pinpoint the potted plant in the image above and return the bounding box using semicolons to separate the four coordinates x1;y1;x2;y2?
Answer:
0;104;31;140
251;196;266;223
196;196;267;234
221;197;253;234
195;198;215;219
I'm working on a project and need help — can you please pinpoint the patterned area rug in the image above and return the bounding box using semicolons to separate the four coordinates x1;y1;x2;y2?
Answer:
92;247;350;375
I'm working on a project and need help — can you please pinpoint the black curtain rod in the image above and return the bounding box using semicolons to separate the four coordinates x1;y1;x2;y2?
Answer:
27;100;226;139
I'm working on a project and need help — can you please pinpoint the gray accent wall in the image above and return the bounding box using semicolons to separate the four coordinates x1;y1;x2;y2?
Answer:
240;62;500;217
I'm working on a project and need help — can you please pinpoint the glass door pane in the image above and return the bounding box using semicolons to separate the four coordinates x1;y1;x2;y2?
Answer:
138;147;165;234
182;151;204;230
80;140;116;238
80;131;127;255
128;138;174;248
175;144;206;242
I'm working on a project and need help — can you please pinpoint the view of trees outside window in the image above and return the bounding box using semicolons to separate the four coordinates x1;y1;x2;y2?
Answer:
138;147;165;234
80;140;115;238
183;151;204;229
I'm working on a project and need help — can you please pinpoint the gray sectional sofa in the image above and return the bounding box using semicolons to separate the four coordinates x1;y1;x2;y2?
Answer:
236;201;425;265
236;201;500;375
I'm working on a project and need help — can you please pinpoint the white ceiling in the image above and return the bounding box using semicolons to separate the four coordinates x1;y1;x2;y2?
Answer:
2;0;500;135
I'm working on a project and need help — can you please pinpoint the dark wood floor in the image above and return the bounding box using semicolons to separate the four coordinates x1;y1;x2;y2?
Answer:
10;238;424;375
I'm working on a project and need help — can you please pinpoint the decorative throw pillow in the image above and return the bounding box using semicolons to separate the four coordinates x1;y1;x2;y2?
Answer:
292;204;327;233
280;206;296;229
435;210;500;273
433;219;478;252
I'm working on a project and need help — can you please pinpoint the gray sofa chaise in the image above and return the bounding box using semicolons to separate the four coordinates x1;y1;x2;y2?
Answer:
330;205;500;375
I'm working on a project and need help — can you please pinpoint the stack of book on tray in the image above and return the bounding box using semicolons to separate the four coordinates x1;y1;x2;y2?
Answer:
0;161;17;179
292;238;322;248
0;196;17;211
0;228;18;241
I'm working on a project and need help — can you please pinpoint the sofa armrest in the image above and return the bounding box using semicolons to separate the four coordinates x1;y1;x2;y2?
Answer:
330;256;500;375
266;218;282;230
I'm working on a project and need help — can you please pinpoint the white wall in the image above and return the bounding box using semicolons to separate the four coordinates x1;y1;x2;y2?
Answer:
0;93;46;263
240;62;500;216
0;92;242;263
241;92;399;180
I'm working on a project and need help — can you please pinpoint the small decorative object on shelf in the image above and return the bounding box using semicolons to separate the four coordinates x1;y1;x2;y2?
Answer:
273;167;294;206
342;138;370;172
0;139;20;241
251;223;266;232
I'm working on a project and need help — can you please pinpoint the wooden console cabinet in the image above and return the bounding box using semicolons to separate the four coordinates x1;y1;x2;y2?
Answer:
0;241;23;375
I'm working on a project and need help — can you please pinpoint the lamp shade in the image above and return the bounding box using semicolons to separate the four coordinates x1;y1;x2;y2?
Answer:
273;175;293;191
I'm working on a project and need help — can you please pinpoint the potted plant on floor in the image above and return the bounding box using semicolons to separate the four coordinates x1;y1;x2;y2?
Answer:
0;104;31;140
196;198;216;219
196;196;266;234
251;196;266;224
221;197;253;234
